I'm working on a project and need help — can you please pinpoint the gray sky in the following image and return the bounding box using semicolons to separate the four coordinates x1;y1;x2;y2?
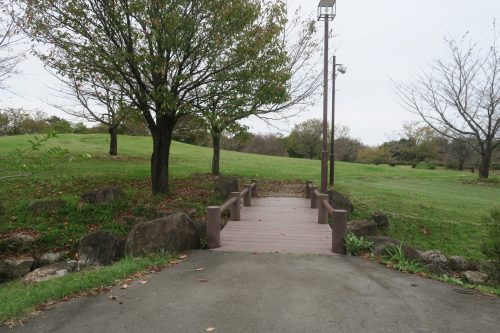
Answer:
1;0;499;145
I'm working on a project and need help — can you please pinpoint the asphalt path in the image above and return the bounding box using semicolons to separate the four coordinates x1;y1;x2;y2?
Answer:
2;250;499;333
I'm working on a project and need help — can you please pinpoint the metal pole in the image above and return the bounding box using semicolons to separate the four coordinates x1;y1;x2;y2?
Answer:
330;56;336;188
321;14;329;194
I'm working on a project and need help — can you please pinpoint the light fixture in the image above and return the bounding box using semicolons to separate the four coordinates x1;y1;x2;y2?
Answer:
318;0;336;21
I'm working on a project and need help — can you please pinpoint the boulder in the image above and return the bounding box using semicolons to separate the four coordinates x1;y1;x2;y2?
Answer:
346;220;378;237
23;261;72;283
77;231;121;267
419;250;450;272
327;190;353;216
81;186;124;205
27;199;65;215
424;263;449;276
214;176;239;199
462;270;488;285
0;257;34;280
0;232;38;252
449;256;471;272
125;213;201;257
367;236;420;261
37;252;67;267
371;211;389;230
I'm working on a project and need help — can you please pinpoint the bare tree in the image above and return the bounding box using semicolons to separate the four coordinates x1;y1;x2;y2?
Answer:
0;3;24;90
397;27;500;178
54;75;125;156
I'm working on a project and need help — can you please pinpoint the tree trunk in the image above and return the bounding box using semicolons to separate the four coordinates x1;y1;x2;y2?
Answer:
212;132;221;176
457;158;465;171
479;151;492;179
151;116;175;195
109;126;118;156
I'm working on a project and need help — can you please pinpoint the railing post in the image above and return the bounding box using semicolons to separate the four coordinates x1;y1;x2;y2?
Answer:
230;192;241;221
306;181;313;199
332;209;347;254
317;194;329;224
251;179;258;198
243;184;252;207
310;186;318;209
207;206;221;249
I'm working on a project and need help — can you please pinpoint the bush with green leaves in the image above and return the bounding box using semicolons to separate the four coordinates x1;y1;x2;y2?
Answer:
482;207;500;283
344;233;374;256
382;244;424;273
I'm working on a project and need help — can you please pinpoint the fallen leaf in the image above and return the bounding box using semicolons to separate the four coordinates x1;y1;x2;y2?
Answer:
139;280;148;285
206;328;215;332
120;284;129;289
179;254;188;260
109;295;118;301
196;267;205;272
199;278;208;283
170;260;179;265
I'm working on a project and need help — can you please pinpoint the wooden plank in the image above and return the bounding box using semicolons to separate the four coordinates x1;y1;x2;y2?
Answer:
215;197;334;255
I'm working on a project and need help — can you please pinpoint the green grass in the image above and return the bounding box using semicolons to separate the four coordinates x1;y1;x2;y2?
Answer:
0;254;174;323
1;134;499;261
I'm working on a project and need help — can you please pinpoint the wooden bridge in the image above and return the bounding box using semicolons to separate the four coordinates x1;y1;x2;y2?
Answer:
207;181;347;255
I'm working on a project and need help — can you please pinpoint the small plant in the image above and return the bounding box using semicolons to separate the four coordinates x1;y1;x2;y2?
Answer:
415;161;436;170
344;233;374;256
382;244;424;273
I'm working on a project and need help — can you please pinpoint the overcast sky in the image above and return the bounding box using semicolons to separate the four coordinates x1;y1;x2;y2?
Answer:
1;0;499;145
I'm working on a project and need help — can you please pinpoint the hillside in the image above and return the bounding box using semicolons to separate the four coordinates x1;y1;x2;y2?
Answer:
1;133;499;260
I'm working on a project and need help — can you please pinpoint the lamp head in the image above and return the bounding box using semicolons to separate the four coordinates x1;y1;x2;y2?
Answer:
337;64;347;74
317;0;336;21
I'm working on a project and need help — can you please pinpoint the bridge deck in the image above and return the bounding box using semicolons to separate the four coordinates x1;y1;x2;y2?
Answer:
212;197;335;255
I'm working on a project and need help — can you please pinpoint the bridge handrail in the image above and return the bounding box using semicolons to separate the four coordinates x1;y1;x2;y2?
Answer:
306;181;347;254
207;180;258;249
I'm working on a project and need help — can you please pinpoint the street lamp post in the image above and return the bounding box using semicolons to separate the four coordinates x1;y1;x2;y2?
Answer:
318;0;336;193
330;56;347;187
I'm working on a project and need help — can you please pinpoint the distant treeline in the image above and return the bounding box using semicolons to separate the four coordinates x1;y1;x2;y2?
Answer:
2;108;499;171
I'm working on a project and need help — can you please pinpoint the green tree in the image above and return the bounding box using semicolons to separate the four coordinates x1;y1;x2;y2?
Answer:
287;119;326;159
18;0;288;195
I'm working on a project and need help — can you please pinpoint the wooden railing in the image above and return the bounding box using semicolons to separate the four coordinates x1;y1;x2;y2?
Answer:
207;180;258;249
306;181;347;254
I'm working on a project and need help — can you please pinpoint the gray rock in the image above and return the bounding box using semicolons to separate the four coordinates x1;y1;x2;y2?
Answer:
66;260;78;272
0;257;34;280
215;176;239;199
27;199;65;215
424;263;449;276
39;252;67;266
81;186;124;205
449;256;471;272
462;271;488;285
0;232;37;252
346;220;378;237
77;231;121;267
23;262;70;283
327;190;353;215
419;250;450;272
125;213;201;257
367;236;420;261
372;211;389;230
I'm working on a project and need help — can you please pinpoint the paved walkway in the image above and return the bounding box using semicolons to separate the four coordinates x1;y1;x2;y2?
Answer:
3;251;499;333
213;197;333;255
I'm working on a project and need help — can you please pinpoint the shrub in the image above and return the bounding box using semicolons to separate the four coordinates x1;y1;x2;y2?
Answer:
482;207;500;283
382;244;424;273
415;161;436;170
344;233;373;256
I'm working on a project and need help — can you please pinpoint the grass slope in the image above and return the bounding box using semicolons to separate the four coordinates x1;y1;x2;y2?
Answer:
1;134;499;261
